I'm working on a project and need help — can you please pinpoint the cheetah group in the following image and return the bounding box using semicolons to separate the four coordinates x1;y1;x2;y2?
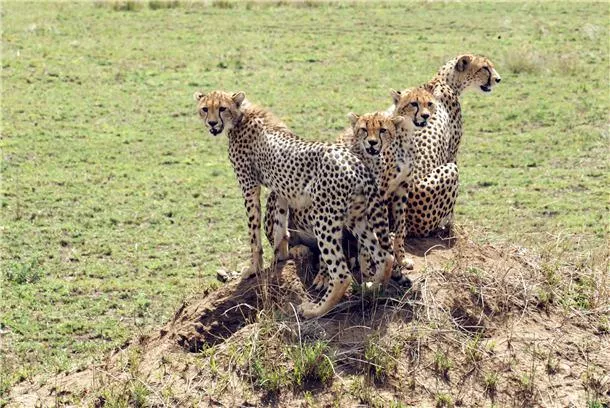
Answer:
194;54;501;318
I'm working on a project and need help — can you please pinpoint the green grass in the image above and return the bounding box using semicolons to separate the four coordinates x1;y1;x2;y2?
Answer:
1;0;608;398
248;335;334;393
364;334;398;385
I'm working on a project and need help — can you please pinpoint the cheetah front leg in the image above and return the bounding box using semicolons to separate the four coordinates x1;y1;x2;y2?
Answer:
263;191;276;247
389;186;414;286
272;195;290;262
313;247;360;291
391;186;415;270
299;215;352;318
349;215;394;287
363;190;396;285
241;185;263;279
264;191;290;262
437;163;459;231
343;215;376;282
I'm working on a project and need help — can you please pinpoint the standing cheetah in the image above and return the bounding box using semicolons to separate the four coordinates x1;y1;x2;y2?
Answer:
194;90;394;318
265;104;422;289
396;54;502;237
264;112;404;259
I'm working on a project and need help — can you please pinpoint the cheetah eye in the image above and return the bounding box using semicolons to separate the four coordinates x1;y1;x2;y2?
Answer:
201;107;208;113
410;102;418;107
427;102;434;108
379;128;387;134
219;107;226;112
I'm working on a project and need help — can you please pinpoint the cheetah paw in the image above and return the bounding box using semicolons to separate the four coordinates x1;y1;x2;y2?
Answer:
312;272;330;291
298;301;320;319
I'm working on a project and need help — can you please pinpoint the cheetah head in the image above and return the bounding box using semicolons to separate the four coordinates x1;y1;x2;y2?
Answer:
347;112;406;156
454;54;502;93
391;88;437;128
193;90;246;136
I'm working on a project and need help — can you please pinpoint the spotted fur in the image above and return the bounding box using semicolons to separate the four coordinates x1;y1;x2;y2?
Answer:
394;54;502;237
425;54;502;163
265;108;419;289
194;90;394;318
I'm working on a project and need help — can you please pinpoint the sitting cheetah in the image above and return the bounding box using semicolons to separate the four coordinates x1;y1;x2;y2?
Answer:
389;87;457;237
265;102;422;289
425;54;502;163
194;90;394;318
395;54;502;237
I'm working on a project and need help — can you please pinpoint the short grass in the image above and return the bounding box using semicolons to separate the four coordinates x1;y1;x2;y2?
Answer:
1;0;608;398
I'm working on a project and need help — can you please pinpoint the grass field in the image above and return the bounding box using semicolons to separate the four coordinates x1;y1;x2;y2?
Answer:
1;0;608;399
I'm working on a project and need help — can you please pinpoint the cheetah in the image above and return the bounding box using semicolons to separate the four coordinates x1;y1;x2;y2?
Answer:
389;87;457;237
425;54;502;163
265;105;421;289
394;54;502;237
194;90;394;318
264;112;403;255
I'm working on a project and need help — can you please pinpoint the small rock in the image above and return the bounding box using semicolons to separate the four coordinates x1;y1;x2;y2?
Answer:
216;268;231;283
401;257;415;270
557;362;571;375
363;282;381;293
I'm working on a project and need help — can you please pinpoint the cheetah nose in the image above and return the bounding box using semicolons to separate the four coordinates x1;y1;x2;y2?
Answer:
495;77;501;83
421;113;430;120
208;120;218;127
368;140;379;146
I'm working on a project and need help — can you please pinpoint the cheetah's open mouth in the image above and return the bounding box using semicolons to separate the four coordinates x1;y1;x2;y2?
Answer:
365;146;380;156
414;120;427;127
209;128;223;136
480;67;493;92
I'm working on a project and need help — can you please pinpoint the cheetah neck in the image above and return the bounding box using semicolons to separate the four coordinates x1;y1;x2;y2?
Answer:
382;140;411;197
426;62;464;163
350;144;382;178
228;106;291;142
428;58;466;98
393;128;414;177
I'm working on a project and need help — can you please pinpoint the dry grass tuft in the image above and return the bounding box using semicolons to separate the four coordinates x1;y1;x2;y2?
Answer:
504;48;586;76
95;0;144;11
148;0;181;9
504;48;546;74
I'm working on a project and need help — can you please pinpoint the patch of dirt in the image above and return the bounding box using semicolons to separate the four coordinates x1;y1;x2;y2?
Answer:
8;230;610;407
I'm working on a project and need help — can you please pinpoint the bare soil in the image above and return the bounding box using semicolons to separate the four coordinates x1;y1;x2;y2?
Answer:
8;230;609;407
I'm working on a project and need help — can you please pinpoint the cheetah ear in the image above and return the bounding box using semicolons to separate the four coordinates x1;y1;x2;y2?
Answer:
347;112;359;126
392;115;406;128
456;55;472;72
193;91;205;102
231;91;246;108
390;89;402;106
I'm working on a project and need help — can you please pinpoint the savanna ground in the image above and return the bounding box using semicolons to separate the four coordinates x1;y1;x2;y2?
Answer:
1;1;608;406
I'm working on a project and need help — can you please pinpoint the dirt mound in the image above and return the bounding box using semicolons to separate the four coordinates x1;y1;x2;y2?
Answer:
8;230;609;407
